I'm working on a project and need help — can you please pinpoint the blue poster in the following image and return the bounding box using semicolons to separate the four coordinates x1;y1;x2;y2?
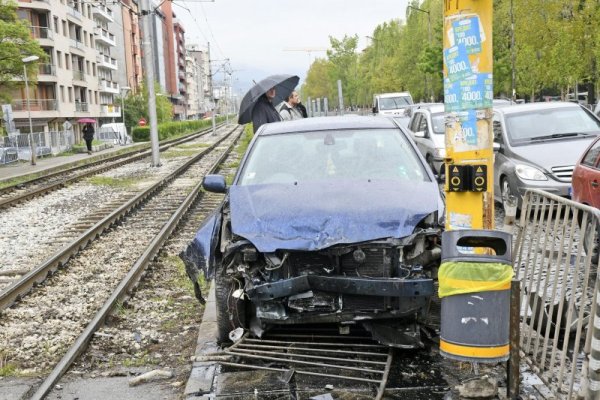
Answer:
452;17;482;54
458;111;478;145
444;79;461;111
444;44;472;83
459;73;493;110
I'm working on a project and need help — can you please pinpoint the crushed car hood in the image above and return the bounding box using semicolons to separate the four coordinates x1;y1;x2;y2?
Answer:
230;180;440;252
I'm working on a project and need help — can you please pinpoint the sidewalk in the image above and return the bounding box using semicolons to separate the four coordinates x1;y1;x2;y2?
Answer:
0;142;146;182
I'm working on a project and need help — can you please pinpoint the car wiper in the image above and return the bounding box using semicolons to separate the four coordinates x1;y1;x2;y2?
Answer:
530;132;592;141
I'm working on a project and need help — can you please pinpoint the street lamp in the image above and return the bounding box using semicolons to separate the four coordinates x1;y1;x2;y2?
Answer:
406;5;433;102
22;55;39;166
120;86;131;144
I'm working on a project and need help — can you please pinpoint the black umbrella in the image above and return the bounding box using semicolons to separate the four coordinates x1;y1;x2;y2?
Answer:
238;74;299;124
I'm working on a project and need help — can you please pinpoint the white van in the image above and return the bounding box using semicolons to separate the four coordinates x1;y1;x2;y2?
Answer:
98;123;131;145
372;92;414;116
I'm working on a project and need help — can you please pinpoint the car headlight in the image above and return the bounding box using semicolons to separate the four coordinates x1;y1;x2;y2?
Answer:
515;164;547;181
434;147;446;158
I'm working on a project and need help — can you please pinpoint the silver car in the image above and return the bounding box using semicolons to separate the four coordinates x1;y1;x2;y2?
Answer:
493;102;600;209
406;104;446;177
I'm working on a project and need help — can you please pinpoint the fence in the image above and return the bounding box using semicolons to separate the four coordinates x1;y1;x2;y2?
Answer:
514;189;600;398
0;131;75;164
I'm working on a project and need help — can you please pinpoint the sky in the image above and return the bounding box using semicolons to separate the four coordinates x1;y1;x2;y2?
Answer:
174;0;410;96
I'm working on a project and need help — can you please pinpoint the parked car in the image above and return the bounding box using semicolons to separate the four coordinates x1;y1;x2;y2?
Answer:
372;92;414;116
180;116;445;347
572;136;600;263
406;103;446;177
493;102;600;210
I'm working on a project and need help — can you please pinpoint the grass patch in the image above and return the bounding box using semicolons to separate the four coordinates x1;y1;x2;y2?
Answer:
87;176;138;188
122;351;157;367
0;363;16;377
235;124;254;157
175;143;210;150
162;149;200;159
226;160;240;169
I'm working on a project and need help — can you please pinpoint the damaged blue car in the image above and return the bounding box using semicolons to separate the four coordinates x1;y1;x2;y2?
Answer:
180;116;445;347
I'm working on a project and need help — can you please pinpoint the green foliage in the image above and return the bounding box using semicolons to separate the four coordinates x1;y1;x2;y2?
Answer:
131;117;226;142
0;0;47;101
302;0;600;104
121;81;174;129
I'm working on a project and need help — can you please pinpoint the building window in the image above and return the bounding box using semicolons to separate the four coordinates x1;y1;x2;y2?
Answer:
62;20;67;36
68;87;73;103
89;33;93;47
83;30;87;46
92;63;96;77
85;60;90;75
65;54;70;70
54;16;59;34
60;85;65;102
56;51;62;68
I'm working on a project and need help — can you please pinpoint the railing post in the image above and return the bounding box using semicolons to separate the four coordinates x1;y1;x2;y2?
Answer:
508;279;521;399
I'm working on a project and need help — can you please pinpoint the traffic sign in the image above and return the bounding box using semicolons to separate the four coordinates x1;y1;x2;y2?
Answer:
138;117;147;126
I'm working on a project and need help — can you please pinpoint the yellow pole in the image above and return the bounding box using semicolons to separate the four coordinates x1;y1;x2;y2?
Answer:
443;0;494;231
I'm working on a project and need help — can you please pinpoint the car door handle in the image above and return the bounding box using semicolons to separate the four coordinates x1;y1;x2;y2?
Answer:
592;181;599;188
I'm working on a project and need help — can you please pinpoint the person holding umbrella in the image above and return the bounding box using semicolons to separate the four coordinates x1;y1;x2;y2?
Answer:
238;74;300;133
82;123;95;155
252;87;281;132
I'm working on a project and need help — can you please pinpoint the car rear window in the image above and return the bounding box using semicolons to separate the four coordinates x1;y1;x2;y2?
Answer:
238;129;429;185
505;107;600;144
582;139;600;168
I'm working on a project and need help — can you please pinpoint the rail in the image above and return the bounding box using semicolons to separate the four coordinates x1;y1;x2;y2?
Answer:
28;125;242;400
514;189;600;398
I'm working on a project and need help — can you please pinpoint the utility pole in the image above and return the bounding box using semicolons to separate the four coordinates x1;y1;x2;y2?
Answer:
140;0;160;167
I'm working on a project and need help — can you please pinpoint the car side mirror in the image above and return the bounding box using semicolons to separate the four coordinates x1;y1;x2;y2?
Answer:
203;174;227;193
414;130;426;138
493;142;502;152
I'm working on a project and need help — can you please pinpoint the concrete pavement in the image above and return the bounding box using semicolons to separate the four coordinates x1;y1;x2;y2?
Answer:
0;142;146;182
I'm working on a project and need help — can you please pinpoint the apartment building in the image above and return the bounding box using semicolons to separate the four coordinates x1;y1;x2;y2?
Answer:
187;44;211;115
117;0;142;93
172;18;187;120
12;0;124;137
185;53;201;119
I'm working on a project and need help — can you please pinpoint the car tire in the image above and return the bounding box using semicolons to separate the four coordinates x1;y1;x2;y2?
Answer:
582;221;600;265
215;270;246;343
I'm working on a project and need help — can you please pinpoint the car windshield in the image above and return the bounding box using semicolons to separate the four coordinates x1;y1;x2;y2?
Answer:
238;129;429;185
432;113;445;134
505;107;600;144
380;96;412;110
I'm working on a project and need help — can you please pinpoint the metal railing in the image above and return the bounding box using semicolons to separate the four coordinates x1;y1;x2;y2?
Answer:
38;64;56;76
67;5;82;19
514;189;600;398
72;69;86;81
75;102;88;112
30;26;52;39
11;99;57;111
69;39;84;50
0;130;76;164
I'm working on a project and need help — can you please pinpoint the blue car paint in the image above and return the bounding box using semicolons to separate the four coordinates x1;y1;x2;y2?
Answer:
229;180;439;252
184;208;222;278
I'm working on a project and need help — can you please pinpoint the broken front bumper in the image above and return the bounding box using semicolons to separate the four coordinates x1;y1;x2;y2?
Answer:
246;276;433;301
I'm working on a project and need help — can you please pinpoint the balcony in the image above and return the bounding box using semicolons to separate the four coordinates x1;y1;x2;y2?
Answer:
69;39;85;53
75;102;88;112
92;5;114;22
38;63;55;75
72;69;86;82
94;27;116;47
98;79;119;94
96;54;118;70
18;0;52;10
30;25;53;40
178;70;185;80
67;4;82;20
100;104;121;117
11;98;57;112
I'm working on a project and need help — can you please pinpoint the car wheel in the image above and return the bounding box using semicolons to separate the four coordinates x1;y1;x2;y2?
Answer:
583;221;600;265
215;270;246;343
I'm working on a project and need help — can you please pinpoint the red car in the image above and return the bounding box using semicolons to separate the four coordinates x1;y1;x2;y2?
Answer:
572;136;600;262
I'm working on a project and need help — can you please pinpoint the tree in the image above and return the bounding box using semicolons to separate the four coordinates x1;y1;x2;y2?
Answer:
122;81;173;128
0;0;46;98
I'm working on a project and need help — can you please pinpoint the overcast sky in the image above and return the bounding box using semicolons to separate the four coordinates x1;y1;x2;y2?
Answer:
174;0;410;95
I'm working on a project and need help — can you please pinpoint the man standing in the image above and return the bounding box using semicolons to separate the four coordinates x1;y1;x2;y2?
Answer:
278;91;304;121
252;87;281;133
82;123;94;155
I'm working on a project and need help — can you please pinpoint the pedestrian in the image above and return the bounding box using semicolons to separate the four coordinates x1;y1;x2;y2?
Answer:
252;87;281;133
297;101;308;118
278;91;304;121
82;123;94;155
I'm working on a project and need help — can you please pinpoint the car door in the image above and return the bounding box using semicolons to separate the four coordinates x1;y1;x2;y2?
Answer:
411;112;429;158
575;139;600;208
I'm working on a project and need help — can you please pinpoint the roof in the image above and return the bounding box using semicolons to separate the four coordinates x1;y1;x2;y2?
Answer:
258;116;399;136
495;101;582;115
375;92;412;98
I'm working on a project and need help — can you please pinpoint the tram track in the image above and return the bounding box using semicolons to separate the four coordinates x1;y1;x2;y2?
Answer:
0;125;244;399
0;123;226;208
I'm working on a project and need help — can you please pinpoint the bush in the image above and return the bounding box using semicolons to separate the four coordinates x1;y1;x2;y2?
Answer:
131;117;228;142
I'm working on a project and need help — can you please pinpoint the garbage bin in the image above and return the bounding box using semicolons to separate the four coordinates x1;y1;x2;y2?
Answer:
439;229;513;362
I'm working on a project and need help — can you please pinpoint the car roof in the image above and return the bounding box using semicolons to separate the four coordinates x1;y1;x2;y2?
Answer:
258;116;399;136
412;103;445;114
495;101;582;115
